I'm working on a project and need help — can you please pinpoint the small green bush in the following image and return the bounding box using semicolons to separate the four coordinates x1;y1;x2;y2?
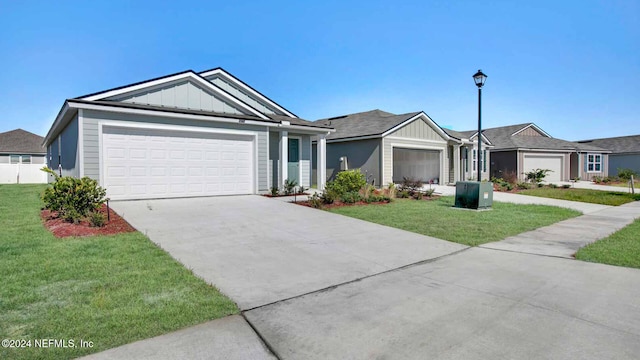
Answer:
270;186;280;196
283;179;298;195
42;168;107;223
320;188;339;204
516;182;531;190
424;188;435;197
592;176;602;184
397;190;410;198
618;168;637;181
340;191;363;204
89;211;107;227
307;193;324;209
415;192;424;200
387;183;396;199
326;169;367;196
549;183;558;188
562;184;571;189
399;177;423;196
524;168;552;184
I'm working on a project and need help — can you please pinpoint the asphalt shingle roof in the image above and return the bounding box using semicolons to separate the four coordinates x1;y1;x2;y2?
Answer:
576;135;640;154
314;109;422;140
461;123;608;152
0;129;45;154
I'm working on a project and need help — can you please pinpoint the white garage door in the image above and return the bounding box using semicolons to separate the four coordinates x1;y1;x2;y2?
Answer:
393;148;440;183
103;127;254;200
523;154;563;182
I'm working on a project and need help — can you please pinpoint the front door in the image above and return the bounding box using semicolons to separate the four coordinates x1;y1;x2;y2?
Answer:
287;138;300;184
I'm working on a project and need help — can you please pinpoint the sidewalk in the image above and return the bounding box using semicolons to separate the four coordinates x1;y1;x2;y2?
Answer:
481;200;640;258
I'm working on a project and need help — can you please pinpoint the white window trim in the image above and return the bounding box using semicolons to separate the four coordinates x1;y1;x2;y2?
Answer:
586;153;603;173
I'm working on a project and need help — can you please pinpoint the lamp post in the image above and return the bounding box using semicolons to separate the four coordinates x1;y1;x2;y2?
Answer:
473;69;487;182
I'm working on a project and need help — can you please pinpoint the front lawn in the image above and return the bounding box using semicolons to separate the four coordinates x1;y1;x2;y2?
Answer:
328;197;580;246
518;187;640;206
576;219;640;269
0;184;238;360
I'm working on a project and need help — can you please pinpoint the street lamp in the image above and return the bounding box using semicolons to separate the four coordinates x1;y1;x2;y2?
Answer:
473;69;487;182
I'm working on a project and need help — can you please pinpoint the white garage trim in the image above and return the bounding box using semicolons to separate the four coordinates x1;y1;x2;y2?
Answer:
78;109;85;177
98;120;259;199
523;154;564;182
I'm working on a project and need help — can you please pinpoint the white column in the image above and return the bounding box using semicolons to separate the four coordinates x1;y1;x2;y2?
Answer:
279;131;288;188
317;134;327;190
454;145;461;182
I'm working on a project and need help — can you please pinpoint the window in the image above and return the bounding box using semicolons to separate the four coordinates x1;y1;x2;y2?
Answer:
483;150;487;172
21;155;31;164
472;150;476;172
587;153;602;173
9;155;31;164
10;155;20;164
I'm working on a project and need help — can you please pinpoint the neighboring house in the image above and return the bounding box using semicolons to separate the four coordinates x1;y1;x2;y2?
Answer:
575;135;640;177
0;129;47;184
472;123;610;182
42;68;334;200
311;109;492;186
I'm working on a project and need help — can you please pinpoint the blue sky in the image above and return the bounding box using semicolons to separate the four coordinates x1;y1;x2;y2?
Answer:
0;0;638;140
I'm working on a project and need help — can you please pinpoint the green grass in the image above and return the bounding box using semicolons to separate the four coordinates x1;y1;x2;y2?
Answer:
328;197;580;246
576;219;640;269
519;187;640;206
0;184;238;360
606;180;640;188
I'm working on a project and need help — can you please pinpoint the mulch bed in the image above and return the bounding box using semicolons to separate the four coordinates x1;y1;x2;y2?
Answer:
41;204;136;238
294;194;441;209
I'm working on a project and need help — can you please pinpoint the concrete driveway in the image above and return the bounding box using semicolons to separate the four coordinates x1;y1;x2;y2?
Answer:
111;195;465;310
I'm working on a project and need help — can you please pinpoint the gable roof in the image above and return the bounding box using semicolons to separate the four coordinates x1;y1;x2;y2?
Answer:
76;70;270;120
199;67;297;118
0;129;45;154
576;134;640;154
473;123;608;152
314;109;453;142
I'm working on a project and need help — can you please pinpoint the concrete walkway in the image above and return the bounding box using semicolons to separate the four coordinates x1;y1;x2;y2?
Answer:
481;200;640;258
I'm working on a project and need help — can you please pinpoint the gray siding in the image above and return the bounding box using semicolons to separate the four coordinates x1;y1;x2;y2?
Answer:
389;118;444;141
109;80;247;116
299;135;311;188
82;109;269;191
609;153;640;176
269;132;279;188
490;150;518;179
0;155;8;164
580;153;608;181
320;139;381;186
382;137;448;185
59;115;79;178
206;75;283;115
268;132;312;189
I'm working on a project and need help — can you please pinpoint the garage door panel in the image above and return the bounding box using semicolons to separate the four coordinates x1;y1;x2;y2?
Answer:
103;127;254;200
523;155;563;182
393;148;440;183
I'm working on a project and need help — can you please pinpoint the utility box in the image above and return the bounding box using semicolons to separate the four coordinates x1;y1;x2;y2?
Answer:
455;181;493;209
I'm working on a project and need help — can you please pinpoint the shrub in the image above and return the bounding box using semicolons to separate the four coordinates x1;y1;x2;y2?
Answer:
592;176;602;184
415;192;424;200
386;183;396;199
524;168;552;184
42;168;107;224
424;188;435;197
340;191;363;204
283;179;298;195
399;177;423;196
365;194;390;203
618;168;637;182
89;211;107;227
307;193;324;209
270;186;280;196
549;183;558;188
562;184;571;189
298;186;308;194
320;188;338;204
327;169;367;196
397;190;410;198
516;182;531;190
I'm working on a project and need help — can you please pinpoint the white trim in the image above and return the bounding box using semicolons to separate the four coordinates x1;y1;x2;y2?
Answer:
327;134;381;143
385;135;448;145
308;136;313;188
97;119;259;194
199;68;297;118
511;123;551;138
78;109;84;177
381;112;454;141
467;132;493;145
266;126;271;190
81;72;269;120
317;134;327;190
43;102;70;146
279;131;288;188
585;153;603;173
289;135;303;186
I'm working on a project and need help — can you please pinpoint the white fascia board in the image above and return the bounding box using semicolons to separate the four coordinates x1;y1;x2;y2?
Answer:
199;68;297;118
277;124;336;135
511;123;551;138
326;134;382;144
67;101;270;128
381;112;452;141
384;135;448;145
468;132;493;145
43;102;72;146
80;71;269;120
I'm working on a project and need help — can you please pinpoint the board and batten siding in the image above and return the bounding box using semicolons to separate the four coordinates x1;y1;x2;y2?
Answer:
390;118;444;142
580;153;608;181
81;109;270;191
205;75;283;116
108;80;247;116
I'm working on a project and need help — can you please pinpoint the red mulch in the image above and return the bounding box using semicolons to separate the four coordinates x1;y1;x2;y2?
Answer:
41;204;136;238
